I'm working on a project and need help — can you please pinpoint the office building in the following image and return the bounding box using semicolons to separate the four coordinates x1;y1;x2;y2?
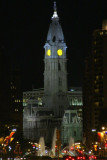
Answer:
83;20;107;148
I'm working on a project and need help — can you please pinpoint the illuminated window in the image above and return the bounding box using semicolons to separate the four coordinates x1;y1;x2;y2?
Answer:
94;102;99;106
96;76;99;80
23;103;27;106
94;50;96;53
100;32;103;35
94;59;96;62
94;41;96;45
94;80;97;84
94;89;99;93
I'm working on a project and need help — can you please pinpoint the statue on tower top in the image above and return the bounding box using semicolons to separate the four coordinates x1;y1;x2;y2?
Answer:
52;1;59;20
54;1;57;11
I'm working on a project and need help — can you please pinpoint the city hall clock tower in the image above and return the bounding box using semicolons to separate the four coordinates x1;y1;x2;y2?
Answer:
44;2;68;117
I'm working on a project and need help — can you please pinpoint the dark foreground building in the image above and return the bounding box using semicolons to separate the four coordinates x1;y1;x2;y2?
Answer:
0;46;23;139
0;51;10;125
83;20;107;148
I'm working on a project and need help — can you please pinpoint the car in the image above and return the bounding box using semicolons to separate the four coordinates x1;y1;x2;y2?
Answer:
88;155;97;159
76;156;86;159
83;155;97;160
63;155;77;160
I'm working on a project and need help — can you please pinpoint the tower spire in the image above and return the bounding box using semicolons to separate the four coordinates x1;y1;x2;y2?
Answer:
54;1;57;11
52;1;59;19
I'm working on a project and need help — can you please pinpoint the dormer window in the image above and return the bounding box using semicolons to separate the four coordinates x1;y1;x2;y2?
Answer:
53;36;56;42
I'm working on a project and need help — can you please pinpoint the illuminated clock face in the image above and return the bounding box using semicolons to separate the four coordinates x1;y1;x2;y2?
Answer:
57;49;63;56
47;49;51;56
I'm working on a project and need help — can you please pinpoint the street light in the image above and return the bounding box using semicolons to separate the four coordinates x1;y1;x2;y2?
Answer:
102;127;105;130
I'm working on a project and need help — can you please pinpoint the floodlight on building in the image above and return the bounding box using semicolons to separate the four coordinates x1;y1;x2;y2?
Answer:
92;129;96;132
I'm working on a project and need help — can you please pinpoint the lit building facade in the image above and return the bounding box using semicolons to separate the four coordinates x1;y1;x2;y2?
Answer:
23;87;83;144
23;3;83;145
83;20;107;148
61;108;83;144
23;87;83;108
43;2;68;118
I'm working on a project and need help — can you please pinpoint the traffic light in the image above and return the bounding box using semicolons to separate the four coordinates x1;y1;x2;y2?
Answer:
56;129;60;140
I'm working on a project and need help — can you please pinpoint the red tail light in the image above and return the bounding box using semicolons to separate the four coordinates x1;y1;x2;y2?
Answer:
83;156;85;159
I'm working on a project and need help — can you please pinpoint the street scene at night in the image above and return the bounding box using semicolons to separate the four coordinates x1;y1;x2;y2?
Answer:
0;0;107;160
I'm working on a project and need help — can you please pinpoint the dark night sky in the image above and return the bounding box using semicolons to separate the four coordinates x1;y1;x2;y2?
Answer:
0;0;107;91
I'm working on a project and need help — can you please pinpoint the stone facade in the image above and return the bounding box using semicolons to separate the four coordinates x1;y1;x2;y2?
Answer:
61;108;83;145
23;3;83;146
23;88;83;145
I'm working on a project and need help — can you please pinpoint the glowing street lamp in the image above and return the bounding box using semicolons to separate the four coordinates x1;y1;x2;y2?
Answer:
102;127;105;130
